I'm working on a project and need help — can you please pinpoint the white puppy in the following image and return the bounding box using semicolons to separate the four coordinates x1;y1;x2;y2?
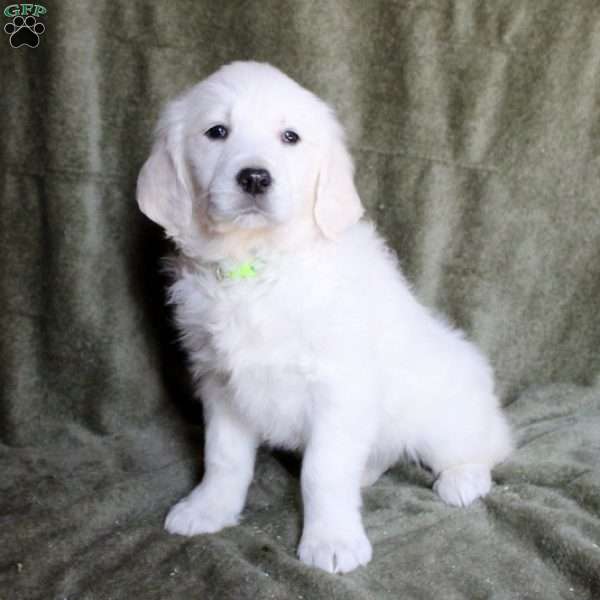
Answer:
137;61;513;574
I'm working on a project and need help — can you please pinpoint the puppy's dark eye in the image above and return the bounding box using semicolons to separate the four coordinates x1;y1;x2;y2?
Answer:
282;130;300;144
205;125;228;140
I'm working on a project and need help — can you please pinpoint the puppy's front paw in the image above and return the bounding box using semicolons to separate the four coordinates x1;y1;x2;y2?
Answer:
164;497;238;536
433;463;492;507
298;525;372;574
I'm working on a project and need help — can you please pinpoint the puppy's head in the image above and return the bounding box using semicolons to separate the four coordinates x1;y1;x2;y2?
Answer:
137;61;363;251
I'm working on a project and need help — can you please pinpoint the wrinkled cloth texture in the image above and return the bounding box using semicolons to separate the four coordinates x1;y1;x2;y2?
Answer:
1;1;600;598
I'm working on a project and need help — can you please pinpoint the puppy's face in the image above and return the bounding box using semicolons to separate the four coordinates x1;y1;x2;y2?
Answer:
137;61;363;250
186;72;316;231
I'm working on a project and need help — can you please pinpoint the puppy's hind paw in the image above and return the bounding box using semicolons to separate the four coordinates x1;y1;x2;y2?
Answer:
433;463;492;507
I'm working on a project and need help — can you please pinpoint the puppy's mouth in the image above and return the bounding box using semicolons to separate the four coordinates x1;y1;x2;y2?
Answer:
206;193;277;230
236;205;269;216
231;206;273;229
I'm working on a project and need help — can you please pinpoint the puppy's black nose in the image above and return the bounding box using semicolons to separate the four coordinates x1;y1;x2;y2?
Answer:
236;168;272;195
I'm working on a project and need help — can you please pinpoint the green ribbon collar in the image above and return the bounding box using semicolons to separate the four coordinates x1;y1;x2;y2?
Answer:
215;259;263;282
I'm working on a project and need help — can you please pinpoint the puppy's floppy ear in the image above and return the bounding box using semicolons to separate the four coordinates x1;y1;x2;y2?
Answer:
314;123;364;239
136;128;192;239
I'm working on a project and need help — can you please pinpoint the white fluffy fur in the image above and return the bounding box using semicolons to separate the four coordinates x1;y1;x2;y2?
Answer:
137;61;513;574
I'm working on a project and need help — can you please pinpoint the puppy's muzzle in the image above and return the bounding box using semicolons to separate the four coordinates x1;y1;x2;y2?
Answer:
236;167;272;195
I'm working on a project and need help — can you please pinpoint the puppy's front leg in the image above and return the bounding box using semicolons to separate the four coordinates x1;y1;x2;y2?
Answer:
298;411;373;574
165;381;258;536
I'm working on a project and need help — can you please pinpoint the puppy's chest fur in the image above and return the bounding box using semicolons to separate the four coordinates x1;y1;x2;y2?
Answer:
170;257;329;448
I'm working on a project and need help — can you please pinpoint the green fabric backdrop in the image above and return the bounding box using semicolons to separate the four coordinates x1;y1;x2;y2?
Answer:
1;1;599;598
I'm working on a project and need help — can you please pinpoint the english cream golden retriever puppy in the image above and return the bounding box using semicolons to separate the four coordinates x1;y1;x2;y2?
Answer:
137;61;512;574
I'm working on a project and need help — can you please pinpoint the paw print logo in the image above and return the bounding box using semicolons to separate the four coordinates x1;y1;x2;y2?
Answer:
4;15;45;48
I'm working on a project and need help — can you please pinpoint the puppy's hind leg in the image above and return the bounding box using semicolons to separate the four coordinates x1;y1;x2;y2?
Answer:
423;388;512;507
428;413;512;507
433;463;492;507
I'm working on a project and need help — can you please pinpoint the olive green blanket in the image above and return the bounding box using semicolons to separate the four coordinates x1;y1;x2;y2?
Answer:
1;1;599;598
